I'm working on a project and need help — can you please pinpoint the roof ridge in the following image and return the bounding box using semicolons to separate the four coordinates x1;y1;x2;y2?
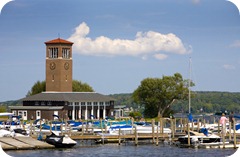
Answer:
44;38;73;45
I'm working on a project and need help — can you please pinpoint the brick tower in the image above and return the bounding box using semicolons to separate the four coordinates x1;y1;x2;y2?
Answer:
45;38;73;92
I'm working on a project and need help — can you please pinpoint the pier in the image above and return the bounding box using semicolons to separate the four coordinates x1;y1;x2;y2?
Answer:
0;137;54;150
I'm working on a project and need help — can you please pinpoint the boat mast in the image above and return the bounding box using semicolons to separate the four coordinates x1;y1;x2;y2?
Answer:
188;57;192;114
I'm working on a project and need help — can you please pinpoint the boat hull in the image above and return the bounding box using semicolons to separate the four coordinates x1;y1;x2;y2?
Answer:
45;133;77;148
178;136;221;144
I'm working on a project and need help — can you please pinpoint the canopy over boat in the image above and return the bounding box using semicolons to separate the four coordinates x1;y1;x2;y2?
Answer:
0;112;14;116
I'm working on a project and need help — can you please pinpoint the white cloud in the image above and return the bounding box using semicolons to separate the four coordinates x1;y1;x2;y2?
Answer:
154;53;168;60
68;22;191;58
223;64;235;70
230;40;240;48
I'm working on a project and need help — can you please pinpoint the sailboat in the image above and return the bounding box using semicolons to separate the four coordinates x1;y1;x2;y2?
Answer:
177;58;221;146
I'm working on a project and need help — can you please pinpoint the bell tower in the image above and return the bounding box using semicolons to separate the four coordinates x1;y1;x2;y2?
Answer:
45;38;73;92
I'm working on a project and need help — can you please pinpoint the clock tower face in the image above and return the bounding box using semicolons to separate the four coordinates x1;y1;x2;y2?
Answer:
45;38;73;92
64;62;69;70
50;62;56;70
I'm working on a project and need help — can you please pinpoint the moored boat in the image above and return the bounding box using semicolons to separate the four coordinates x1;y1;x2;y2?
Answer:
178;129;221;145
45;132;77;148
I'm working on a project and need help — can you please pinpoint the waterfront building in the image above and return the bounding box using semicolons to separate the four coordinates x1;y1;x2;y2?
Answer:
9;38;115;120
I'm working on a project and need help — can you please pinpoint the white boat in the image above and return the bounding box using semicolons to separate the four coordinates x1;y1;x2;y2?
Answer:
178;130;221;145
136;125;171;134
0;128;28;137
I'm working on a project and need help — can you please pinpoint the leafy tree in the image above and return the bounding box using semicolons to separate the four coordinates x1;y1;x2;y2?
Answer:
0;106;6;112
133;73;192;118
27;81;46;96
27;80;94;96
129;111;142;119
72;80;94;92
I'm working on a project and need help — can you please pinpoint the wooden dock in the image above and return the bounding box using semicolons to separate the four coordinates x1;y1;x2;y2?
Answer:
0;137;54;150
178;142;240;149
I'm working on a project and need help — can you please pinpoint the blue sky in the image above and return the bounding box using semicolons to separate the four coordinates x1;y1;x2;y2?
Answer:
0;0;240;101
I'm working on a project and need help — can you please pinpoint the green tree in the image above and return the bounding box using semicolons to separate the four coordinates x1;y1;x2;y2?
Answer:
72;80;94;92
27;81;46;96
129;111;142;119
27;80;94;96
0;106;6;112
133;73;192;118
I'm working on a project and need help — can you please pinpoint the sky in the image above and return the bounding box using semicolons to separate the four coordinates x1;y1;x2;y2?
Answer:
0;0;240;101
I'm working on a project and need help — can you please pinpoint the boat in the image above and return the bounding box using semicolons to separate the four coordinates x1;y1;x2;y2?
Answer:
45;131;77;148
135;122;171;134
177;59;221;145
0;127;29;137
177;129;221;145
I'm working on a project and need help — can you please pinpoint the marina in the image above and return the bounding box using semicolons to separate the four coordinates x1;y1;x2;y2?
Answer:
1;117;240;151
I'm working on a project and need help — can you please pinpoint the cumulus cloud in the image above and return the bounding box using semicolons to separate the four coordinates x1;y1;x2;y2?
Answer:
223;64;235;70
68;22;191;59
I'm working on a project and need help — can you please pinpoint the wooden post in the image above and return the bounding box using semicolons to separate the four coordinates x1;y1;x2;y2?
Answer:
151;119;155;144
60;123;63;135
135;126;138;146
69;124;72;136
191;121;194;131
65;121;68;134
183;119;187;133
22;120;25;130
156;120;159;146
100;119;103;134
50;121;52;133
118;128;121;145
197;119;200;132
40;120;42;133
233;120;237;149
81;125;84;135
131;117;134;134
171;119;174;140
161;118;164;134
229;122;232;140
86;122;89;133
222;123;226;149
105;123;108;134
180;118;183;132
172;118;177;139
187;123;190;146
29;120;32;137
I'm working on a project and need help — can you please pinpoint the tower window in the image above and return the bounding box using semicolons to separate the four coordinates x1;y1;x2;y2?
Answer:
62;48;70;59
52;75;55;82
48;47;58;58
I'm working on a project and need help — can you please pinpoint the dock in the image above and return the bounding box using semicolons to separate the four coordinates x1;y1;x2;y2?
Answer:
178;142;240;149
0;137;54;150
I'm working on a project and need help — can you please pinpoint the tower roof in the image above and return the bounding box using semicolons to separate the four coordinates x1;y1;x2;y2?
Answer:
45;38;73;45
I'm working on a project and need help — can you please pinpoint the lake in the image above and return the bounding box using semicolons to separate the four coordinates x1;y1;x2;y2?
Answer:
5;141;237;157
